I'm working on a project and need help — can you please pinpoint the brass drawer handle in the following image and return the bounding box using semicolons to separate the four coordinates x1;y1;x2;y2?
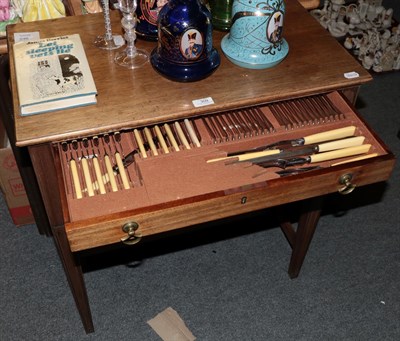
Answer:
121;222;142;245
338;174;356;195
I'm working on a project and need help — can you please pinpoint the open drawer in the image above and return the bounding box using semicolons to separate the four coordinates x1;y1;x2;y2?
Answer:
56;91;395;252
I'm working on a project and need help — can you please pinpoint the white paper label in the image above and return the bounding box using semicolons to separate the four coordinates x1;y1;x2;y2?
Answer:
192;97;214;107
113;35;125;46
14;32;40;43
344;71;360;79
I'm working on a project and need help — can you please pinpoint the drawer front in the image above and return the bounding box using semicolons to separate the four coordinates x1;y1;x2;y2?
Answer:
58;92;395;251
66;156;394;251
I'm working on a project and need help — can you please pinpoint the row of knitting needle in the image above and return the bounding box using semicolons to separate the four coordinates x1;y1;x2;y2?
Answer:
130;119;202;158
268;94;345;129
113;119;203;173
61;133;132;199
116;111;275;171
201;107;275;143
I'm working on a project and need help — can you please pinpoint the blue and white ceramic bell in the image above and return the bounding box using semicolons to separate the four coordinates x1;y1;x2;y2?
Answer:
221;0;289;69
150;0;220;82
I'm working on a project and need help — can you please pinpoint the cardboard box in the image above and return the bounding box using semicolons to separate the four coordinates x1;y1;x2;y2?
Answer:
0;122;34;226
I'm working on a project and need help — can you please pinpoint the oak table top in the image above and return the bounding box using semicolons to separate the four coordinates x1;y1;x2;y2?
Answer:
7;0;372;147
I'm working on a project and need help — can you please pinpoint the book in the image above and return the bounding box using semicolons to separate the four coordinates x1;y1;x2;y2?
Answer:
13;34;97;116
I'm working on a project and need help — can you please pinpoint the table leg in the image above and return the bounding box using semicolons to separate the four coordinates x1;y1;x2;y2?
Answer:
28;143;94;333
279;196;323;279
53;226;94;333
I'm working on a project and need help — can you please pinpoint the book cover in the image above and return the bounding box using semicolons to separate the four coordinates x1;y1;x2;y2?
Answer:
13;34;97;116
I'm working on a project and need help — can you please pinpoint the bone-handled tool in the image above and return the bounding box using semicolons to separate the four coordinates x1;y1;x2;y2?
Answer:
154;125;170;153
330;153;379;166
184;119;201;147
66;141;83;199
143;127;159;156
80;139;95;197
230;126;358;156
253;144;372;178
299;144;372;163
164;123;180;151
103;134;118;192
133;129;148;158
207;149;281;163
238;136;367;165
113;132;130;190
90;138;106;195
174;121;191;149
207;135;365;165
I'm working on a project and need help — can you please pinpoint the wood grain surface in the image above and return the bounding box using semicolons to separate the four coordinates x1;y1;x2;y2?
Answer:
7;1;371;148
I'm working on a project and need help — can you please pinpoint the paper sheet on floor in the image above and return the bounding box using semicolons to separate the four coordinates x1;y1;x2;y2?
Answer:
147;307;196;341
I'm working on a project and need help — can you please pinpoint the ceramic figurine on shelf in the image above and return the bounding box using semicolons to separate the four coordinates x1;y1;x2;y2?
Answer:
0;0;23;37
150;0;220;82
381;8;393;29
81;0;102;14
221;0;289;69
0;0;10;21
22;0;66;21
311;0;399;72
328;4;348;37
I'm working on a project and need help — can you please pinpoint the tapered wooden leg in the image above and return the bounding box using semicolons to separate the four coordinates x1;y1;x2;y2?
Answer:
28;143;95;333
279;196;323;279
52;226;94;333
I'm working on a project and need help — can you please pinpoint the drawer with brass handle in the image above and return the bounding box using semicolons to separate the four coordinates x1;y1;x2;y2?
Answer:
54;91;395;252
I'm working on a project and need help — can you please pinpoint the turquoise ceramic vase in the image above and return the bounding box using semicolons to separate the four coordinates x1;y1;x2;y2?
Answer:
221;0;289;69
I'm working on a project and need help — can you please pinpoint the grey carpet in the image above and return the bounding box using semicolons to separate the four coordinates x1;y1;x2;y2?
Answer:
1;74;399;341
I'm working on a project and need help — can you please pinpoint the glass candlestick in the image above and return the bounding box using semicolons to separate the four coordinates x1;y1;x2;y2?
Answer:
94;0;124;50
115;0;149;69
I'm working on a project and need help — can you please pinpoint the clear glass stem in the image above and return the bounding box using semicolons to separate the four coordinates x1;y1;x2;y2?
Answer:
102;0;113;42
114;4;149;69
123;13;137;55
94;0;123;50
